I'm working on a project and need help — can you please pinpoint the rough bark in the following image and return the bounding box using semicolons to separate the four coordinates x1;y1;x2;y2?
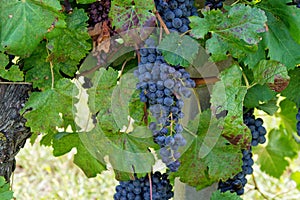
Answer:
0;83;32;182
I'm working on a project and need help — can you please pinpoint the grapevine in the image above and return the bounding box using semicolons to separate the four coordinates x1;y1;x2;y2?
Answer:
1;0;300;200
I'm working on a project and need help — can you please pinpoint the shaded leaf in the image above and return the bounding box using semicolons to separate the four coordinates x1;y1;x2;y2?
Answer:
0;53;23;81
22;79;77;134
211;65;251;148
189;5;267;61
158;32;199;67
46;9;91;64
259;0;300;44
255;128;298;178
281;68;300;107
1;0;61;56
260;12;300;70
253;60;289;87
0;176;13;200
170;110;242;190
244;84;277;109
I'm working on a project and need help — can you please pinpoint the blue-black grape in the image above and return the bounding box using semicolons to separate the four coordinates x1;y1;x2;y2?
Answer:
243;108;267;146
205;0;225;10
135;38;195;172
88;0;111;27
114;172;173;200
296;108;300;136
155;0;198;33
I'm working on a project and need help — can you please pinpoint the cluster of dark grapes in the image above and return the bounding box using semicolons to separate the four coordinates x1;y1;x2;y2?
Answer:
218;149;253;195
243;108;267;146
296;108;300;136
134;37;195;172
155;0;198;33
205;0;225;9
287;0;300;8
88;0;111;27
218;108;267;195
114;172;173;200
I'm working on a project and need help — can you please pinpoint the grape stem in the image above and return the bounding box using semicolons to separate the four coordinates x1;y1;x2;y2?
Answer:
46;48;55;89
142;103;148;125
148;173;153;200
119;56;135;78
242;71;250;88
251;174;270;200
154;11;170;35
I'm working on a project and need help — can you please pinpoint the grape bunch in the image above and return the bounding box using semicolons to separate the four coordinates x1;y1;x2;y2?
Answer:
243;108;267;146
113;172;173;200
296;108;300;136
218;149;253;195
134;38;195;172
88;0;111;27
204;0;225;9
218;108;267;195
155;0;198;33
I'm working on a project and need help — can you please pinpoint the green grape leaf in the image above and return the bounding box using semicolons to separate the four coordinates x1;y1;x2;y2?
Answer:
252;60;289;86
129;90;145;124
46;8;91;65
109;0;155;31
275;99;300;144
158;32;200;67
257;98;279;115
1;0;61;56
259;0;300;44
0;176;13;200
87;68;119;133
242;40;266;68
189;5;267;61
244;84;277;108
210;190;242;200
291;171;300;190
170;110;242;190
211;65;251;148
0;53;23;81
255;128;298;178
23;43;64;90
79;125;156;179
52;132;106;178
111;72;140;129
22;78;77;134
260;12;300;70
281;68;300;107
74;141;106;178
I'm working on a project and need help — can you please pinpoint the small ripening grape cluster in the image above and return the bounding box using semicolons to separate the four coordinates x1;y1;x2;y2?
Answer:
218;108;267;195
113;172;173;200
205;0;225;9
296;108;300;136
155;0;198;33
243;108;267;146
88;0;111;27
134;38;195;172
